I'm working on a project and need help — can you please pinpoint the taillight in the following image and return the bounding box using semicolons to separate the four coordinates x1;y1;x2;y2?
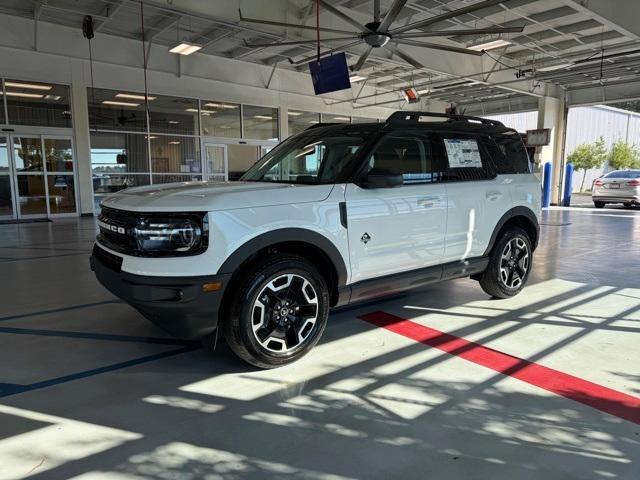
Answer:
628;179;640;186
594;179;604;186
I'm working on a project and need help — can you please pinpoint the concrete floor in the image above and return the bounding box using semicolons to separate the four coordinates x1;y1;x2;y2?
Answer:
0;208;639;480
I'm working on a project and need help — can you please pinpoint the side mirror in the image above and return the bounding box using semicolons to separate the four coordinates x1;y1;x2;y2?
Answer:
359;167;404;189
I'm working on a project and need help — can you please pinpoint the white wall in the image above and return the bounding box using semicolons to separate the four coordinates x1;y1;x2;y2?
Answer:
482;111;539;132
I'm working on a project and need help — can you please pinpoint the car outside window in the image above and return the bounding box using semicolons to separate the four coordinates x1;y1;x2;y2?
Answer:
604;170;640;179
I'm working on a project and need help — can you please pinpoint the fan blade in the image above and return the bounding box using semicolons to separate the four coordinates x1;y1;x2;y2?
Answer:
378;0;408;32
245;36;360;48
395;26;524;38
238;9;357;35
318;0;369;32
351;46;373;72
395;38;484;56
287;40;363;66
384;46;423;68
391;0;514;35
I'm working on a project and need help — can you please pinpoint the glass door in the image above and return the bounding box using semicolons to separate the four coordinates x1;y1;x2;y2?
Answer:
12;135;48;218
0;136;16;220
203;143;228;181
2;134;77;220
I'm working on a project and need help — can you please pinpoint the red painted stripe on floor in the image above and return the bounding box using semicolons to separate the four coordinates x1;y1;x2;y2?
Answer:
359;311;640;425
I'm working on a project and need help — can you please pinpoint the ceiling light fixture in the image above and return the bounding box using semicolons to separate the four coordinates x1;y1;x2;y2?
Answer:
204;102;238;109
4;91;44;99
44;94;62;100
254;115;273;120
168;141;180;145
287;111;304;116
168;120;179;124
116;93;156;101
349;75;366;83
468;39;512;51
169;41;202;55
102;100;140;107
4;81;52;91
331;116;351;121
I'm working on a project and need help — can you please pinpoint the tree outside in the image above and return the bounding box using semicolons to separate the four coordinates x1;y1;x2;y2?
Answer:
608;140;640;171
567;137;607;192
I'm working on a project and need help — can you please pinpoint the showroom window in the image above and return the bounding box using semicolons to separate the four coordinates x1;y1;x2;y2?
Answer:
243;105;278;141
4;79;71;128
88;88;147;132
321;114;351;124
147;94;199;135
288;110;320;137
200;100;241;138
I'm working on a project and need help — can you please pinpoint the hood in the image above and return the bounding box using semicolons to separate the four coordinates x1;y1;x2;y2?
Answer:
101;180;335;212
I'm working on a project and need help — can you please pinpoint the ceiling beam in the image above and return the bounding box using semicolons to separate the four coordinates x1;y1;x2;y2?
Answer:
560;0;640;41
95;0;126;32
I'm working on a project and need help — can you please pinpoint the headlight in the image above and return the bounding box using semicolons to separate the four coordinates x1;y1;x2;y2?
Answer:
133;215;208;255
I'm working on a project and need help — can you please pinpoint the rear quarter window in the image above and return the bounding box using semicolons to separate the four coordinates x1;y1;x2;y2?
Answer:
487;132;531;174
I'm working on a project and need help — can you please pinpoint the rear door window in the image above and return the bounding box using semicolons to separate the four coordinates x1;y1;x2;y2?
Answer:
431;133;496;181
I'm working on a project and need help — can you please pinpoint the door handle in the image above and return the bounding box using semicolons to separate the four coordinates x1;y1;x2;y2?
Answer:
486;191;503;201
418;196;439;208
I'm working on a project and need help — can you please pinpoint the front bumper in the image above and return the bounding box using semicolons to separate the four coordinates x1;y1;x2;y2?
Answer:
90;245;231;340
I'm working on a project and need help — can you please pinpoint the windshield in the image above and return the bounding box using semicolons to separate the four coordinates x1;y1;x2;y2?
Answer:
604;170;640;179
241;130;368;184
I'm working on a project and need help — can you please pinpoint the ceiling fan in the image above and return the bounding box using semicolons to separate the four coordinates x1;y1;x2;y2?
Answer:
239;0;523;71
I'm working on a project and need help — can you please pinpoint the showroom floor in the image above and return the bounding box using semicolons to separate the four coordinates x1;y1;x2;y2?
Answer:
0;207;639;480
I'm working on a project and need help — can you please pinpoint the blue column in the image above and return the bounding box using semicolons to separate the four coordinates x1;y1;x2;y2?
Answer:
562;163;574;207
542;162;552;208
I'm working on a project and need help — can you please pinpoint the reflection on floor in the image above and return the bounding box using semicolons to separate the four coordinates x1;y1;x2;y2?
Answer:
0;208;639;480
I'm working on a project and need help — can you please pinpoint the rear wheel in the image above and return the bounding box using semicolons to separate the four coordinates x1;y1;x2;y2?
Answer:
222;254;330;368
594;201;605;208
479;226;532;299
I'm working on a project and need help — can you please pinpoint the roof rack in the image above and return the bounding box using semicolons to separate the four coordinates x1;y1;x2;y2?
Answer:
386;111;505;127
304;122;342;131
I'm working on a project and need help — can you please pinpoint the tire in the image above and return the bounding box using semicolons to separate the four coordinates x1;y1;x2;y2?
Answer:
222;254;330;369
479;226;533;299
594;201;605;208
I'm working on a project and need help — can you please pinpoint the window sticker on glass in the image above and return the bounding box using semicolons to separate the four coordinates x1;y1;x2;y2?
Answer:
444;139;483;168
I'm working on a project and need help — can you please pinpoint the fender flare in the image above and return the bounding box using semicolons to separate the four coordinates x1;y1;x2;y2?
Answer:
483;206;540;256
217;228;349;287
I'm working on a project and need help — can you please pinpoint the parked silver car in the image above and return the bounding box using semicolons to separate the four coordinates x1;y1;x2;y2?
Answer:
592;170;640;208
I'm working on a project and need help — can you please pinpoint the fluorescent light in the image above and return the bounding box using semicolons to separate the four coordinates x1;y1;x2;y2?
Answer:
116;93;156;101
145;136;158;139
4;91;44;99
331;116;351;121
204;102;238;109
308;121;319;124
169;41;202;55
44;94;62;100
5;81;52;91
537;62;574;72
417;89;431;95
349;75;366;83
469;39;511;51
168;141;180;145
102;100;140;107
185;108;198;112
288;111;304;116
168;120;179;124
254;115;273;120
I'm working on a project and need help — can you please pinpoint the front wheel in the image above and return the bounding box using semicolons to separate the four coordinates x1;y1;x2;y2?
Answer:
222;254;330;368
479;227;532;299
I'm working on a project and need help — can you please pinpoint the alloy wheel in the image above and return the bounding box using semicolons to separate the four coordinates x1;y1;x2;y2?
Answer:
499;238;529;289
251;273;319;353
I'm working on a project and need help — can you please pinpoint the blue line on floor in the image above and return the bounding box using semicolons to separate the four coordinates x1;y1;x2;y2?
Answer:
0;326;199;346
0;300;123;322
0;345;202;399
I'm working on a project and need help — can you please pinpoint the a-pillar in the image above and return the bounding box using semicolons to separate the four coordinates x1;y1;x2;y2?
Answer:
535;95;567;205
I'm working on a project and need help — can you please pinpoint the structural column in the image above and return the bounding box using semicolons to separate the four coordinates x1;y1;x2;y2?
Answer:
70;59;94;215
536;95;567;205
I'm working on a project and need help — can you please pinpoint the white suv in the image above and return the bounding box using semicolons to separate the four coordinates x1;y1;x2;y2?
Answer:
91;112;540;368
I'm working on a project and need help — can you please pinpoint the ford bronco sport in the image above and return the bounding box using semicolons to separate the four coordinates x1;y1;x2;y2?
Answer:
91;111;540;368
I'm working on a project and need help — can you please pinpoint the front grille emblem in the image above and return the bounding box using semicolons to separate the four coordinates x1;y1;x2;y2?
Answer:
361;232;371;244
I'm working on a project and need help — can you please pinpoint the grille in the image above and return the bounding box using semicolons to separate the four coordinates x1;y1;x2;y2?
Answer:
93;245;123;272
97;206;139;255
